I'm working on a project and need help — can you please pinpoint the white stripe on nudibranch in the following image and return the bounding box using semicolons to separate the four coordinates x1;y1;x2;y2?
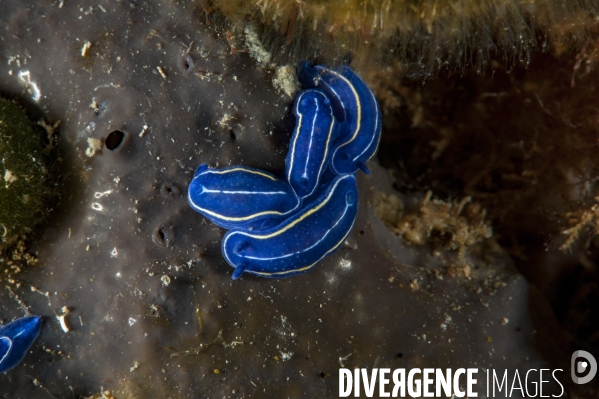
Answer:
0;337;12;365
201;188;289;195
287;90;336;198
352;89;380;162
201;167;279;180
188;195;296;222
302;97;319;178
240;198;353;261
323;69;362;148
247;222;354;277
232;174;347;240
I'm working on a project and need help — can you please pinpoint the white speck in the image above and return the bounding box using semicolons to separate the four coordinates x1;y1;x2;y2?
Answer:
338;258;351;270
161;275;171;286
94;190;113;198
58;307;70;333
18;70;41;102
81;41;92;57
110;247;118;257
128;318;137;326
4;170;17;188
91;202;103;211
130;360;140;372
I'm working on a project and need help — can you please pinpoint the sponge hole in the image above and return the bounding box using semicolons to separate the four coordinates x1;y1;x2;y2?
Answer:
159;182;181;199
105;130;125;150
178;54;194;74
153;224;174;247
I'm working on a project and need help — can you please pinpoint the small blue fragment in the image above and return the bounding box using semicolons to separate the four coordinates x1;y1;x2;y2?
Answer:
0;316;42;373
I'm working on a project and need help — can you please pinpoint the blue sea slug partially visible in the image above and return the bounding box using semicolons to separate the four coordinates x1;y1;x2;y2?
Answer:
0;316;42;373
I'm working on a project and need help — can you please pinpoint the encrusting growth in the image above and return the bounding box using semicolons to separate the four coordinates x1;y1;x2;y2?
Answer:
0;97;61;250
374;190;493;265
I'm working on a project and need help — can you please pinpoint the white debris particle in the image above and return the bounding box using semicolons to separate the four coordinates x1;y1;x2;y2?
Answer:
243;25;272;68
409;278;419;291
157;66;167;79
18;70;41;102
279;351;293;361
501;317;509;325
217;113;234;129
130;360;140;372
161;275;171;286
81;41;92;57
94;190;113;198
273;65;300;98
58;306;71;333
4;170;17;188
440;313;452;331
128;317;137;326
338;258;352;270
85;137;102;157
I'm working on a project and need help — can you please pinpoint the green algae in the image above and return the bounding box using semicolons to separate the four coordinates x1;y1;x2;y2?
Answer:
0;97;60;249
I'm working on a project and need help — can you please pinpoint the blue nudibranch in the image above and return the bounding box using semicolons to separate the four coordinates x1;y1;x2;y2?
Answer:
223;174;358;279
188;164;301;229
188;61;381;279
286;89;338;199
298;62;382;175
0;316;42;373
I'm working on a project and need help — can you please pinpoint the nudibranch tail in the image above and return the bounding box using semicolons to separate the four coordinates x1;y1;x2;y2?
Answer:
286;89;338;199
0;316;42;373
232;263;246;280
221;174;358;279
188;164;302;229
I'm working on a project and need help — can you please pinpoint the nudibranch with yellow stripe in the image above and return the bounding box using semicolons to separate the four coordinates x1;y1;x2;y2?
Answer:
222;174;358;279
298;62;382;175
188;62;382;279
286;89;338;199
188;164;302;229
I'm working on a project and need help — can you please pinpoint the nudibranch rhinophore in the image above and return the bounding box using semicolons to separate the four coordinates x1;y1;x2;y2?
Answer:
298;62;382;175
0;316;42;373
222;174;358;279
188;164;301;229
188;62;382;279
